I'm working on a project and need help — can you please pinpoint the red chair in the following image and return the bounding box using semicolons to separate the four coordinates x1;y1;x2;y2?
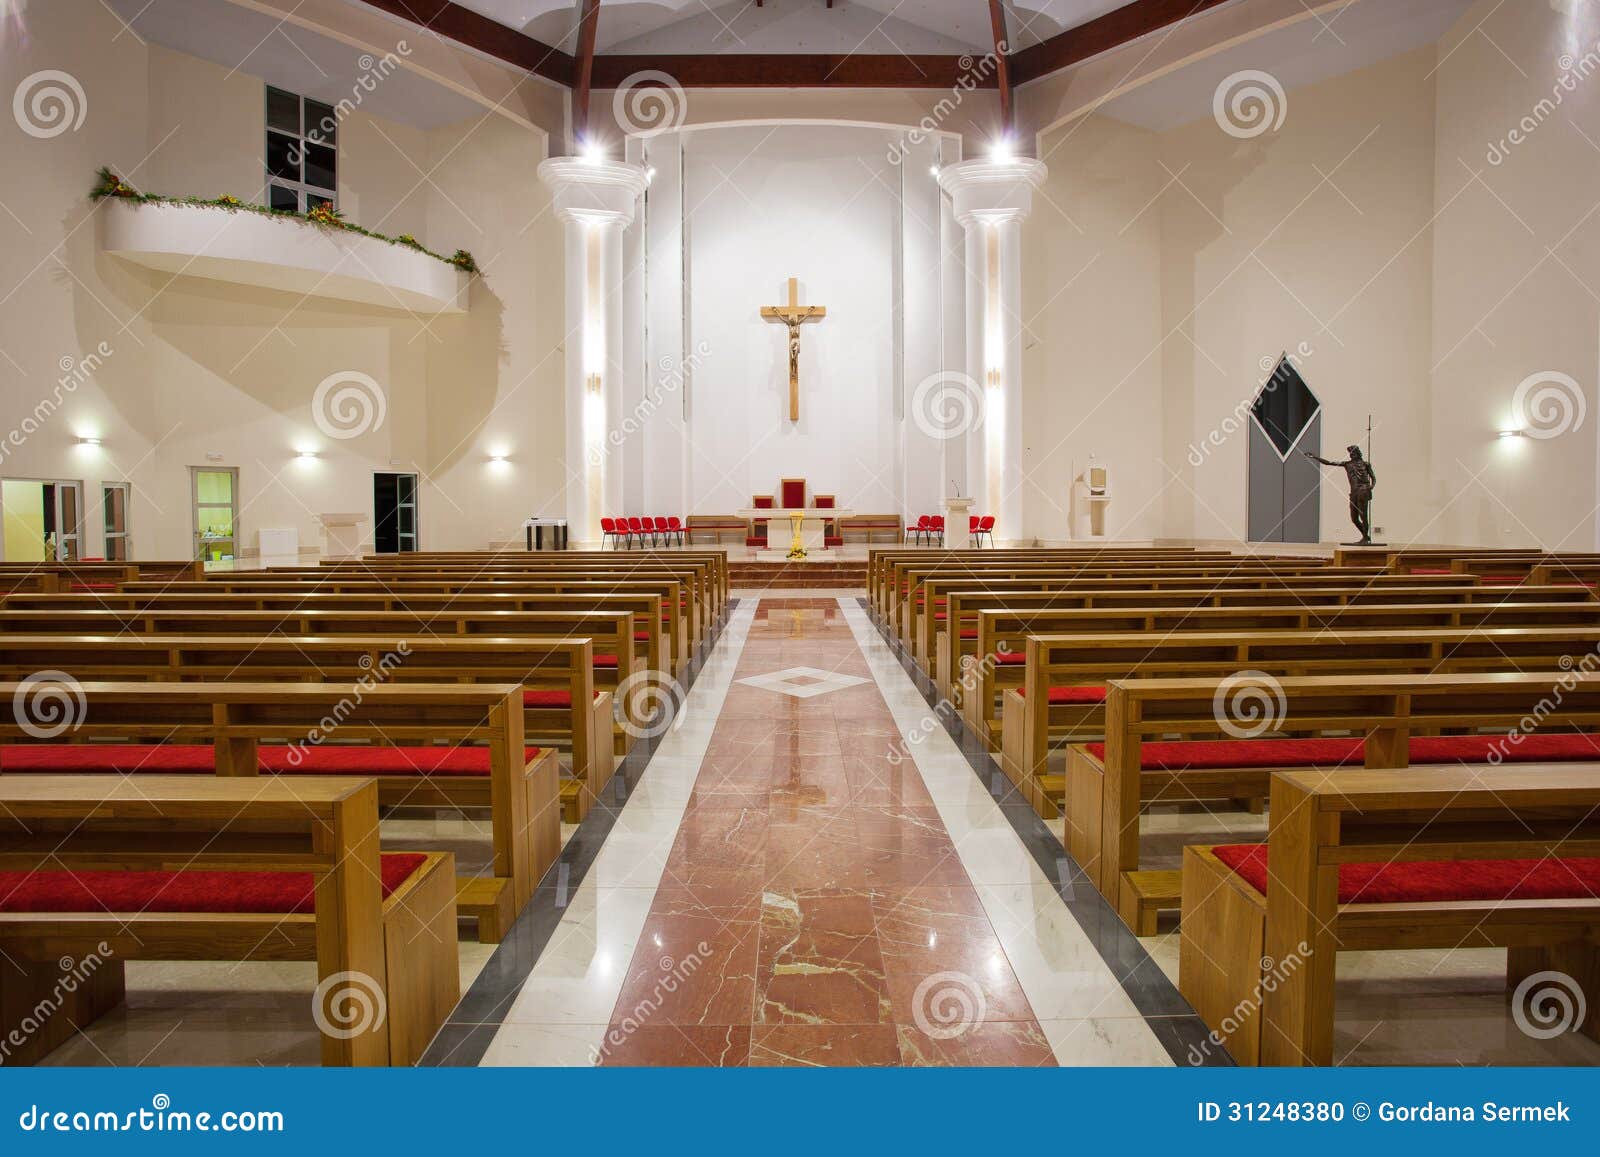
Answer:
975;515;996;547
600;517;623;549
626;516;648;548
910;515;931;545
931;515;945;546
747;496;774;547
653;516;671;546
666;516;685;546
815;494;842;547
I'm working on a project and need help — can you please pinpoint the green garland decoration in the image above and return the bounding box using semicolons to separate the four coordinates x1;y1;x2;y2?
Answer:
90;167;479;274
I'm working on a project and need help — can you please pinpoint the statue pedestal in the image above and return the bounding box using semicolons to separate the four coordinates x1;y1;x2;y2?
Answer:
941;497;976;549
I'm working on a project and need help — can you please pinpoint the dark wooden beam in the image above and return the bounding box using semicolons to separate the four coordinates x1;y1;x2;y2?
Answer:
572;0;601;141
987;0;1012;134
1010;0;1234;85
589;54;998;89
356;0;574;87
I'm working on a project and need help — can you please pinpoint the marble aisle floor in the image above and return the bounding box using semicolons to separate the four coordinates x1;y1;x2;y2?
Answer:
484;597;1168;1067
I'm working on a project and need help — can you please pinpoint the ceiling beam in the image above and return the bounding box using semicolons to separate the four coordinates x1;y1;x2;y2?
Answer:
987;0;1013;134
1009;0;1234;85
589;54;998;89
355;0;574;87
572;0;601;142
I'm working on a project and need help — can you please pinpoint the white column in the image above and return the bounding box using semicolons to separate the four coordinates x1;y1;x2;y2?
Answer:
537;157;650;547
937;157;1047;547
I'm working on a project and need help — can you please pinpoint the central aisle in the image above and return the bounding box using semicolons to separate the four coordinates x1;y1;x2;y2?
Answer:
482;596;1173;1067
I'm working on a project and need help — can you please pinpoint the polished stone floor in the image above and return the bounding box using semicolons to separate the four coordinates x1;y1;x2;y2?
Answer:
36;592;1600;1067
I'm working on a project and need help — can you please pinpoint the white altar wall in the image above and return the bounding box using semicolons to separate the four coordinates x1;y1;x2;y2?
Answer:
633;123;960;519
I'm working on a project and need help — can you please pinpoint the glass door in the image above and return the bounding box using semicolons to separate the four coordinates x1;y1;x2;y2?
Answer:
373;472;418;553
102;482;130;560
191;467;239;562
2;478;84;561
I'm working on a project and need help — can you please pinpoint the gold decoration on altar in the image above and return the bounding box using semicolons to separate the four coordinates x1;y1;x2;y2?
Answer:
786;511;807;560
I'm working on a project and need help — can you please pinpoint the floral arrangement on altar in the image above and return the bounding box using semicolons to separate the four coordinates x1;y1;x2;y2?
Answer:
90;168;480;274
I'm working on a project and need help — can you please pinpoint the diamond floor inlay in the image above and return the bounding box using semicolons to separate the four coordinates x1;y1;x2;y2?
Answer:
735;666;871;699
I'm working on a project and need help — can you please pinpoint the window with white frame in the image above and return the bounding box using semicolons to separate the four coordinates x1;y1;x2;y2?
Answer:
265;86;336;213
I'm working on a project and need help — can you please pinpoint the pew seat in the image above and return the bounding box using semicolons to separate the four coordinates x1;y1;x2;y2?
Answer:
0;852;429;914
1074;731;1600;773
1018;684;1107;705
0;742;547;779
1210;843;1600;903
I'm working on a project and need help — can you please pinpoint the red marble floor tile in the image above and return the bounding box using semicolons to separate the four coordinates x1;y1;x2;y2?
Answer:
756;891;891;1026
595;1024;751;1067
650;882;763;925
748;1024;903;1067
610;913;758;1026
895;1022;1056;1067
764;815;872;893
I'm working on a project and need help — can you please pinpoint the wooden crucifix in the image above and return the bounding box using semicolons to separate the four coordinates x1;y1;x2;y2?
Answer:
760;277;826;421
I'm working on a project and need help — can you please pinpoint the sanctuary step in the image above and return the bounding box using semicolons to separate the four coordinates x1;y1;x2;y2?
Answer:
727;560;868;589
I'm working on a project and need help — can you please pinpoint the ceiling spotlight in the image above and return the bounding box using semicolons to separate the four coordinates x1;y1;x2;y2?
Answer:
990;137;1013;163
930;164;940;177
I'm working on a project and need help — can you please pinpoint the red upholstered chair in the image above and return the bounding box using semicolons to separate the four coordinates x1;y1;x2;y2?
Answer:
779;478;806;510
666;516;685;546
814;493;841;546
600;517;623;549
626;516;648;548
748;495;774;547
931;515;945;546
975;515;996;547
653;516;670;546
909;515;930;545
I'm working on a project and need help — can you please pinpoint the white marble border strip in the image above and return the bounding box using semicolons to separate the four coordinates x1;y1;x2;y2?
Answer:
479;598;761;1066
838;598;1173;1067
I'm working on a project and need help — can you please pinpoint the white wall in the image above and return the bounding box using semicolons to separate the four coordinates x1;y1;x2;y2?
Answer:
0;1;562;560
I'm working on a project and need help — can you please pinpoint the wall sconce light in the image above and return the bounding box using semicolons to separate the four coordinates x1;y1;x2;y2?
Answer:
297;449;320;460
586;372;602;396
489;452;509;463
76;435;101;447
986;368;1002;391
1497;428;1526;439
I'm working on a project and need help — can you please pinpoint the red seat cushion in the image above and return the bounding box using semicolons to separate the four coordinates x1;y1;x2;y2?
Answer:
593;654;619;669
1213;844;1600;905
0;744;545;778
1018;685;1107;705
0;853;428;915
991;651;1025;665
1079;732;1600;770
1410;567;1453;575
634;630;653;642
959;629;978;640
522;689;601;708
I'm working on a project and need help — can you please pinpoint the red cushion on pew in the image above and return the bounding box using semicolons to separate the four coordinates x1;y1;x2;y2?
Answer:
634;630;653;642
1410;568;1452;575
0;853;428;915
959;629;978;640
0;743;545;777
1018;685;1108;705
1079;732;1600;770
522;689;602;708
991;651;1025;665
1213;844;1600;905
70;582;119;592
593;654;619;669
1481;574;1524;584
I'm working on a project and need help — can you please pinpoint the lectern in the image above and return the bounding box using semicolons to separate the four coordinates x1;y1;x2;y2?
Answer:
941;496;976;549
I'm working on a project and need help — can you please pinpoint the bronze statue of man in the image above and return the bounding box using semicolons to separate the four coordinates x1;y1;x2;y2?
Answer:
1305;444;1376;544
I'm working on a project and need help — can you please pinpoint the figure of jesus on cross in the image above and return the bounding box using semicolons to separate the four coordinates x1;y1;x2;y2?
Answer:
760;277;826;421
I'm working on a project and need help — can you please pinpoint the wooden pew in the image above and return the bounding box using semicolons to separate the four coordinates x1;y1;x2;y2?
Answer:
953;590;1599;738
118;578;693;676
0;666;562;940
1084;669;1600;934
911;569;1502;681
0;771;456;1066
0;560;204;592
0;604;637;757
1181;764;1600;1065
5;588;673;682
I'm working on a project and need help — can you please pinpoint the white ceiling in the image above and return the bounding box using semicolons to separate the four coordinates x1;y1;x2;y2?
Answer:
1097;0;1475;131
105;0;487;128
455;0;1140;55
